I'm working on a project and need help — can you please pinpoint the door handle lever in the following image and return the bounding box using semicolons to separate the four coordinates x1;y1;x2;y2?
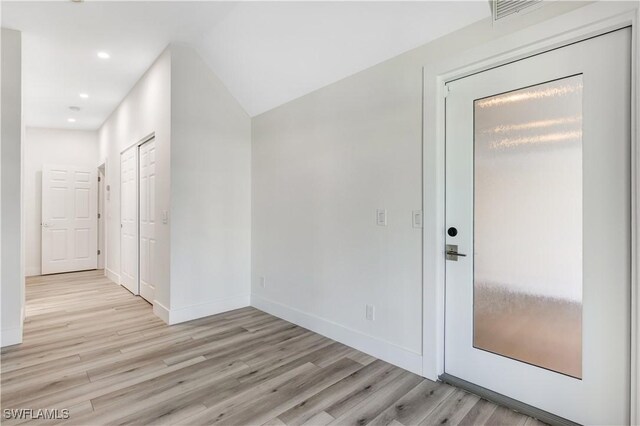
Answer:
446;244;466;261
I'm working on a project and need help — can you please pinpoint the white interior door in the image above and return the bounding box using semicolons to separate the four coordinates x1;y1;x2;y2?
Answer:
444;28;631;424
120;146;138;295
41;165;98;274
139;138;156;302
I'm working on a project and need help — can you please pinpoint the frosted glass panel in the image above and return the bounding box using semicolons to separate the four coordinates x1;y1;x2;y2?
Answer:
473;75;583;379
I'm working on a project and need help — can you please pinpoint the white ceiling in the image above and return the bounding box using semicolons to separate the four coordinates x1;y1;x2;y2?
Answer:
1;1;490;130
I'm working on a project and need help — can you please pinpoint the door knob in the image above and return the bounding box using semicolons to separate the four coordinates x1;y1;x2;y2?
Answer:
446;244;466;261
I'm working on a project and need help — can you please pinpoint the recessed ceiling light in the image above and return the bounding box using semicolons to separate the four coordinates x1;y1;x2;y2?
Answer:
97;51;110;59
67;118;76;123
79;93;89;99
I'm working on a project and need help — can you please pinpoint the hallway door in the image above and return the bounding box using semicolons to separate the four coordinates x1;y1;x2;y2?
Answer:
41;165;97;274
120;146;138;295
139;138;156;302
444;28;631;424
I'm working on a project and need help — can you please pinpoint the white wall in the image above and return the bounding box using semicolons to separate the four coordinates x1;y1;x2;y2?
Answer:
24;128;98;277
250;2;589;373
98;48;171;308
98;44;251;324
251;51;423;372
1;28;24;347
166;44;251;324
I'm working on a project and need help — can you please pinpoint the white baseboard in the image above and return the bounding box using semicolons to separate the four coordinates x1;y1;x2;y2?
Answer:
251;294;423;375
153;300;171;324
1;327;22;348
105;268;120;285
153;294;250;325
25;266;40;277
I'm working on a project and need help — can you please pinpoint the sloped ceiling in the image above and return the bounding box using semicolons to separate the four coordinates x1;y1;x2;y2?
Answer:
1;1;490;129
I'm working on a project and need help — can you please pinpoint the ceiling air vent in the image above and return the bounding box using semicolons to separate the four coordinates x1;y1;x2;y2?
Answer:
491;0;543;22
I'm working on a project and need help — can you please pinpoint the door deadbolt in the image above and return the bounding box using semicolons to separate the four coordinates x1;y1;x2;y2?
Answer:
447;227;458;237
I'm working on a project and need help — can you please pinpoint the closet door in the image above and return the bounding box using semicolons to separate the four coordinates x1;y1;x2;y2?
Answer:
139;138;156;302
120;146;138;295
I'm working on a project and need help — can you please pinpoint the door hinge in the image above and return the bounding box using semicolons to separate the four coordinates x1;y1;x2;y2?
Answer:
444;85;451;98
97;249;101;255
98;176;101;182
98;213;101;219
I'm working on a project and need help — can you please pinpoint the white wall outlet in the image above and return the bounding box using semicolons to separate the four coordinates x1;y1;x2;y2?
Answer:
259;276;266;288
365;304;375;321
376;209;387;226
412;210;423;228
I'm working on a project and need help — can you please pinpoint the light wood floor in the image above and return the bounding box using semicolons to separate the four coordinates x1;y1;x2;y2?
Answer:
1;270;543;426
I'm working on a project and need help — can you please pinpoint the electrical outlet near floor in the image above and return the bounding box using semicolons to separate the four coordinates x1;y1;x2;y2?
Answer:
259;276;266;288
365;304;375;321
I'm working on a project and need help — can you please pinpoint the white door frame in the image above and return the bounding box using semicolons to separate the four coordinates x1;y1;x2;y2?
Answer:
119;133;155;298
422;2;639;422
98;163;106;270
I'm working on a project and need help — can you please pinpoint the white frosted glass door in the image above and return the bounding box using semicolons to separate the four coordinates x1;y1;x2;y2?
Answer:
473;75;583;379
444;28;630;425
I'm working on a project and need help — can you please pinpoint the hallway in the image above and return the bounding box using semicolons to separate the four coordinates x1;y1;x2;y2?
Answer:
0;271;541;425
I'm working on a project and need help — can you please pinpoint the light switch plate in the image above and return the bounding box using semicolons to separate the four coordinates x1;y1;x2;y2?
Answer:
365;304;375;321
162;210;169;224
412;210;423;228
376;209;387;226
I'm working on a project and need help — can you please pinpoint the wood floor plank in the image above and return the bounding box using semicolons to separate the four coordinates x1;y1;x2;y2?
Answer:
524;416;549;426
417;388;480;426
89;358;250;412
368;379;455;426
346;351;377;367
215;358;364;426
327;371;424;426
0;270;540;426
180;362;322;424
323;363;407;419
457;397;498;426
262;418;288;426
277;360;398;426
300;411;334;426
484;405;529;426
1;371;91;408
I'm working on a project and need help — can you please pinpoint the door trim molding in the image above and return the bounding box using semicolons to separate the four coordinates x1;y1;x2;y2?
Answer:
421;2;639;423
119;132;155;156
